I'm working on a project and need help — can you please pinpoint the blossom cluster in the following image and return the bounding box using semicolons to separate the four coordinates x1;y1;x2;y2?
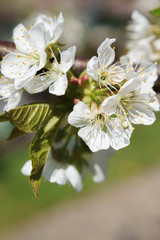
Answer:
0;12;76;110
126;10;160;63
0;11;159;194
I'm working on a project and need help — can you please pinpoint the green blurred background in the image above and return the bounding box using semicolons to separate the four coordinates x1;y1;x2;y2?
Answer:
0;0;160;239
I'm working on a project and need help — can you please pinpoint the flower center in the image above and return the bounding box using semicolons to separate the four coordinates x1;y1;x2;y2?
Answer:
97;67;111;85
51;61;64;77
92;113;108;132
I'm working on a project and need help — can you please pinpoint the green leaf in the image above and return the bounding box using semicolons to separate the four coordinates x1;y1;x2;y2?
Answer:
7;127;26;141
150;7;160;17
0;112;9;122
43;113;62;136
29;129;52;199
29;111;64;199
4;103;54;133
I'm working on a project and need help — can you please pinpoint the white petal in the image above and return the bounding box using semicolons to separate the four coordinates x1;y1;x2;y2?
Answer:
86;56;99;80
14;64;38;89
97;38;116;67
1;53;34;79
24;75;50;94
126;36;154;63
128;10;150;40
101;95;118;115
68;101;91;127
49;74;68;96
50;169;68;185
138;62;158;88
4;90;22;111
119;78;142;96
43;159;67;185
78;124;110;152
89;150;111;183
52;12;64;43
153;39;160;51
120;55;130;65
66;165;83;192
13;23;35;53
21;160;32;176
60;46;76;73
108;65;125;83
0;80;14;99
149;97;159;112
37;51;47;71
108;120;131;150
30;23;46;50
128;103;156;125
36;14;53;43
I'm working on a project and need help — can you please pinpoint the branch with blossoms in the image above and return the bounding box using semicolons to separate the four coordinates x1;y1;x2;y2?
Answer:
0;10;160;199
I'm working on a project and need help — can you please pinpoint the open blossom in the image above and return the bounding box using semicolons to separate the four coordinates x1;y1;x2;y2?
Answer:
87;38;125;90
21;152;82;192
36;12;64;45
1;23;47;89
127;10;151;40
102;78;159;126
126;10;160;62
68;101;132;152
24;46;76;96
120;56;158;88
0;76;22;111
126;36;155;63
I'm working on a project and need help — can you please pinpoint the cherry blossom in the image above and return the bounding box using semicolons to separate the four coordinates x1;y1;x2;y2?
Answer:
1;23;47;89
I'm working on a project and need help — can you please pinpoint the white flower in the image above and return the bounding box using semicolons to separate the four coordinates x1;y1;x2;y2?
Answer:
1;23;47;89
87;38;125;90
127;10;151;40
88;149;113;183
120;56;158;88
126;36;156;63
102;78;159;126
68;101;132;152
36;12;64;45
21;153;82;192
126;10;160;62
0;76;22;111
24;46;76;96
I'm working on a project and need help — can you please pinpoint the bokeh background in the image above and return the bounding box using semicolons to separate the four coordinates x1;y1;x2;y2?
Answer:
0;0;160;239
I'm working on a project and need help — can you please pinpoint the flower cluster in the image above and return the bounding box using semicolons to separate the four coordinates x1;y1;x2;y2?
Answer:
68;38;159;153
126;10;160;63
1;12;76;110
0;11;159;196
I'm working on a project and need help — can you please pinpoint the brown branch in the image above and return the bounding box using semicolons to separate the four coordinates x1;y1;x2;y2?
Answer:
0;40;160;92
